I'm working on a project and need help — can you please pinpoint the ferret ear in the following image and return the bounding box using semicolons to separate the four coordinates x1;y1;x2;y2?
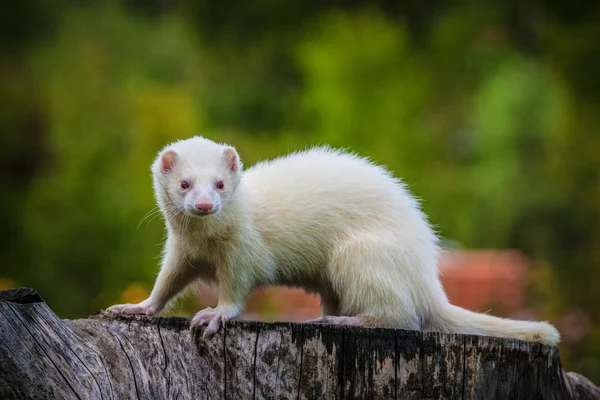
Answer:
160;150;178;175
223;147;241;173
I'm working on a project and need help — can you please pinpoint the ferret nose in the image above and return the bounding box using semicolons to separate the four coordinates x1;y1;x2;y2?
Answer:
195;202;214;213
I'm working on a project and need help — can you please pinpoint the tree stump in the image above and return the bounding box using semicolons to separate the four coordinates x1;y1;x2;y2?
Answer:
0;287;598;399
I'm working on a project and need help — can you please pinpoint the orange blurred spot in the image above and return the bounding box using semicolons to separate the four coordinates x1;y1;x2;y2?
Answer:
120;283;150;304
0;277;18;291
440;250;528;316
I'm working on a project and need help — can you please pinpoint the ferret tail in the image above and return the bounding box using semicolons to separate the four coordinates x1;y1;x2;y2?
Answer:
426;303;560;346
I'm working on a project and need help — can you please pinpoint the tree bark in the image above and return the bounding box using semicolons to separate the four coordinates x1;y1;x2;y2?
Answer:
0;287;598;399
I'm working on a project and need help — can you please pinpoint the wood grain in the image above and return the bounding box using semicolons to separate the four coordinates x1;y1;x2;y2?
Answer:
0;288;598;399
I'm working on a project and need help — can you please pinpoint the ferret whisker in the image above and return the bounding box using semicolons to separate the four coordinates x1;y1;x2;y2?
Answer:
185;257;198;270
136;207;160;230
142;213;162;229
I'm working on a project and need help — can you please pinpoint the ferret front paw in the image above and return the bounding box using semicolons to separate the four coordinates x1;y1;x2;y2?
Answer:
107;299;157;316
191;306;239;338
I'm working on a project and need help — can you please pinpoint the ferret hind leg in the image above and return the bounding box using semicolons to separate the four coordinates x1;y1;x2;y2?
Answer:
320;233;422;330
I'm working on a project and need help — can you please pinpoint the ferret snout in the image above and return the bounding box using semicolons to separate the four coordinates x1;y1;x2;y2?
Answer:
195;200;214;213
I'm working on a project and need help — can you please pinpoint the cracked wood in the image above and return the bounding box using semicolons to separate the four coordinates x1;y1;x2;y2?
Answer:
0;288;598;399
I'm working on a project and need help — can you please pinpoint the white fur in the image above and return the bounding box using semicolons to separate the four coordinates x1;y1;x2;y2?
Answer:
108;136;560;345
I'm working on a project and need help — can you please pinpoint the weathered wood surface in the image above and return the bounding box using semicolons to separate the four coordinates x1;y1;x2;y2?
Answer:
0;288;598;399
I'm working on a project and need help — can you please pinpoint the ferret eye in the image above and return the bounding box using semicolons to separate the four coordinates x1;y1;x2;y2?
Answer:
216;180;225;190
180;180;191;190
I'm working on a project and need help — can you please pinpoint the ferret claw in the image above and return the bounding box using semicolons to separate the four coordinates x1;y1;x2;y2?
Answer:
190;306;238;339
107;301;156;316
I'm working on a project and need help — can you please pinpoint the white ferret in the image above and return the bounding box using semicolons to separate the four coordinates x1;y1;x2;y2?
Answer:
108;136;560;345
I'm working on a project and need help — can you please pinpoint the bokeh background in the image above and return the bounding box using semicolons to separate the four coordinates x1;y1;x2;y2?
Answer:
1;0;599;382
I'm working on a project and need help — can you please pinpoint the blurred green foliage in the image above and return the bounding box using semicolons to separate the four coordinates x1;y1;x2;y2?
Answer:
1;0;599;382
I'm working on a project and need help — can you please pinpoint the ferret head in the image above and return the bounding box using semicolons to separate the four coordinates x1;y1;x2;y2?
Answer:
152;136;243;218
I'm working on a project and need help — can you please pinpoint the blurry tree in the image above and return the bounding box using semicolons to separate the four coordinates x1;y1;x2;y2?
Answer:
15;5;204;316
